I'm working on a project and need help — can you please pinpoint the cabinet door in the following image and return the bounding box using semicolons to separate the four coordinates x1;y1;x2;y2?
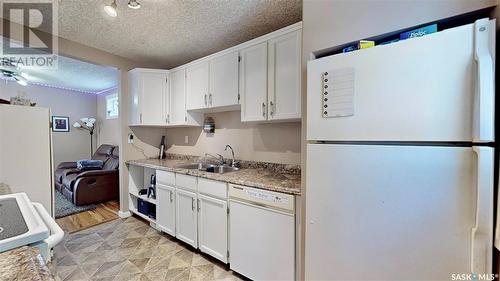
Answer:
209;52;239;108
169;69;187;125
186;62;209;110
157;184;176;236
240;42;268;122
268;30;301;120
198;194;228;263
175;188;198;248
128;71;141;125
140;72;166;125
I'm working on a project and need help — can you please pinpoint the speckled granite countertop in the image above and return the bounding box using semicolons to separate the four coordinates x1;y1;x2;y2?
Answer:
0;182;12;195
127;157;302;195
0;247;55;281
0;184;55;281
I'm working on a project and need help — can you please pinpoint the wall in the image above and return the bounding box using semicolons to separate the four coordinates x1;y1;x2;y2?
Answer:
97;88;120;146
166;111;301;165
53;39;166;217
53;27;164;215
1;19;172;216
300;0;497;280
0;81;97;167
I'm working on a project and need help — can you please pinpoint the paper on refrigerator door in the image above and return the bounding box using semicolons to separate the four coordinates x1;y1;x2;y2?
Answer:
322;68;355;118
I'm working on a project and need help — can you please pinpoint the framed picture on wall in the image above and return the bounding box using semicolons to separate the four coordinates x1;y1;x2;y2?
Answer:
52;116;70;132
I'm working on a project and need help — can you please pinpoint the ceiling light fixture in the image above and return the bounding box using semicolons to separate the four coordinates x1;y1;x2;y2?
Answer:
127;0;141;9
104;0;118;17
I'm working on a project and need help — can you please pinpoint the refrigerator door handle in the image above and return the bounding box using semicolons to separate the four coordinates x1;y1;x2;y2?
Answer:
473;19;494;143
471;146;494;274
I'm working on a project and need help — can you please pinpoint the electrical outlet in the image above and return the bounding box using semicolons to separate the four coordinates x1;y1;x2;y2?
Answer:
184;136;189;144
128;133;134;144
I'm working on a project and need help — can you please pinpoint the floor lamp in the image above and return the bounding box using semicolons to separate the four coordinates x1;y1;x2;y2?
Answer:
73;118;96;157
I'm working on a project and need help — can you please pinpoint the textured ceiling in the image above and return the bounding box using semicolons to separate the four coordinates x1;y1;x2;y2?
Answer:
58;0;302;68
25;55;118;93
0;36;118;93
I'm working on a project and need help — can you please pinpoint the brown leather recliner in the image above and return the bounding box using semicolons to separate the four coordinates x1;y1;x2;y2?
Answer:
55;145;119;206
54;144;115;192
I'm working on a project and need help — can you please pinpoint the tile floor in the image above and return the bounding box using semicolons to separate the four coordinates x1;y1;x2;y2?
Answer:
49;216;245;281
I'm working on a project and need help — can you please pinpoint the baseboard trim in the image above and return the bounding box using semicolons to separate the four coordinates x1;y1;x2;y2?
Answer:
118;211;132;218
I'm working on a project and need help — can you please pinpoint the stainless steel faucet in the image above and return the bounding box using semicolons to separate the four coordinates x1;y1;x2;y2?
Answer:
205;153;225;165
225;145;238;167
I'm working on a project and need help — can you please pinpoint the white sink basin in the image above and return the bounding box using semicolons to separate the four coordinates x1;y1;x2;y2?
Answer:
0;193;49;253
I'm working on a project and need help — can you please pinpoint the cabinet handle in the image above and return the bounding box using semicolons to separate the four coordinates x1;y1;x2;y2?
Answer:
197;199;201;212
262;102;266;117
269;101;274;116
140;113;142;124
191;197;195;211
169;191;173;202
204;94;207;107
166;114;170;124
209;93;212;106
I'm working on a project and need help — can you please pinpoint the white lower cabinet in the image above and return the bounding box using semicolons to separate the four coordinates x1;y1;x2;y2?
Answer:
198;194;228;263
153;169;296;275
156;184;176;236
175;188;198;248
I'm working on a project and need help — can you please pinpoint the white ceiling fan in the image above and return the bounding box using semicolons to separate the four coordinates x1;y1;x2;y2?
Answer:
0;62;30;86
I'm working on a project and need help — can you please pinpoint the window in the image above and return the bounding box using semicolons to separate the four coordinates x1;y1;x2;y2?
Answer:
106;93;119;119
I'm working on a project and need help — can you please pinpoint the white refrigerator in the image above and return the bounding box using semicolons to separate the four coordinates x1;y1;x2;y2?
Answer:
0;105;54;215
305;18;496;280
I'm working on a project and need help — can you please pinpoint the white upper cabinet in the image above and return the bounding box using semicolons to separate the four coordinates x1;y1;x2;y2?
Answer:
187;52;240;111
267;30;302;120
240;29;302;122
209;51;240;109
128;69;168;126
186;62;209;110
128;23;302;126
128;71;141;126
141;73;167;125
240;42;269;122
169;69;188;125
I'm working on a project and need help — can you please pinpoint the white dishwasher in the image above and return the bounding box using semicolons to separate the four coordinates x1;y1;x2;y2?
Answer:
229;184;295;281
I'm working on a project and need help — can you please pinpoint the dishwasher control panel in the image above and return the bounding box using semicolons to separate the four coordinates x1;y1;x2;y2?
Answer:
229;184;295;213
246;189;290;204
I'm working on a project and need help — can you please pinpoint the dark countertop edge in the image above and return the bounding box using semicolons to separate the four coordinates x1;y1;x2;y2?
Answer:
126;160;301;196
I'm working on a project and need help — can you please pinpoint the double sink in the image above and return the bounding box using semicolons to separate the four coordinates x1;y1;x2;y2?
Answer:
175;162;240;174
